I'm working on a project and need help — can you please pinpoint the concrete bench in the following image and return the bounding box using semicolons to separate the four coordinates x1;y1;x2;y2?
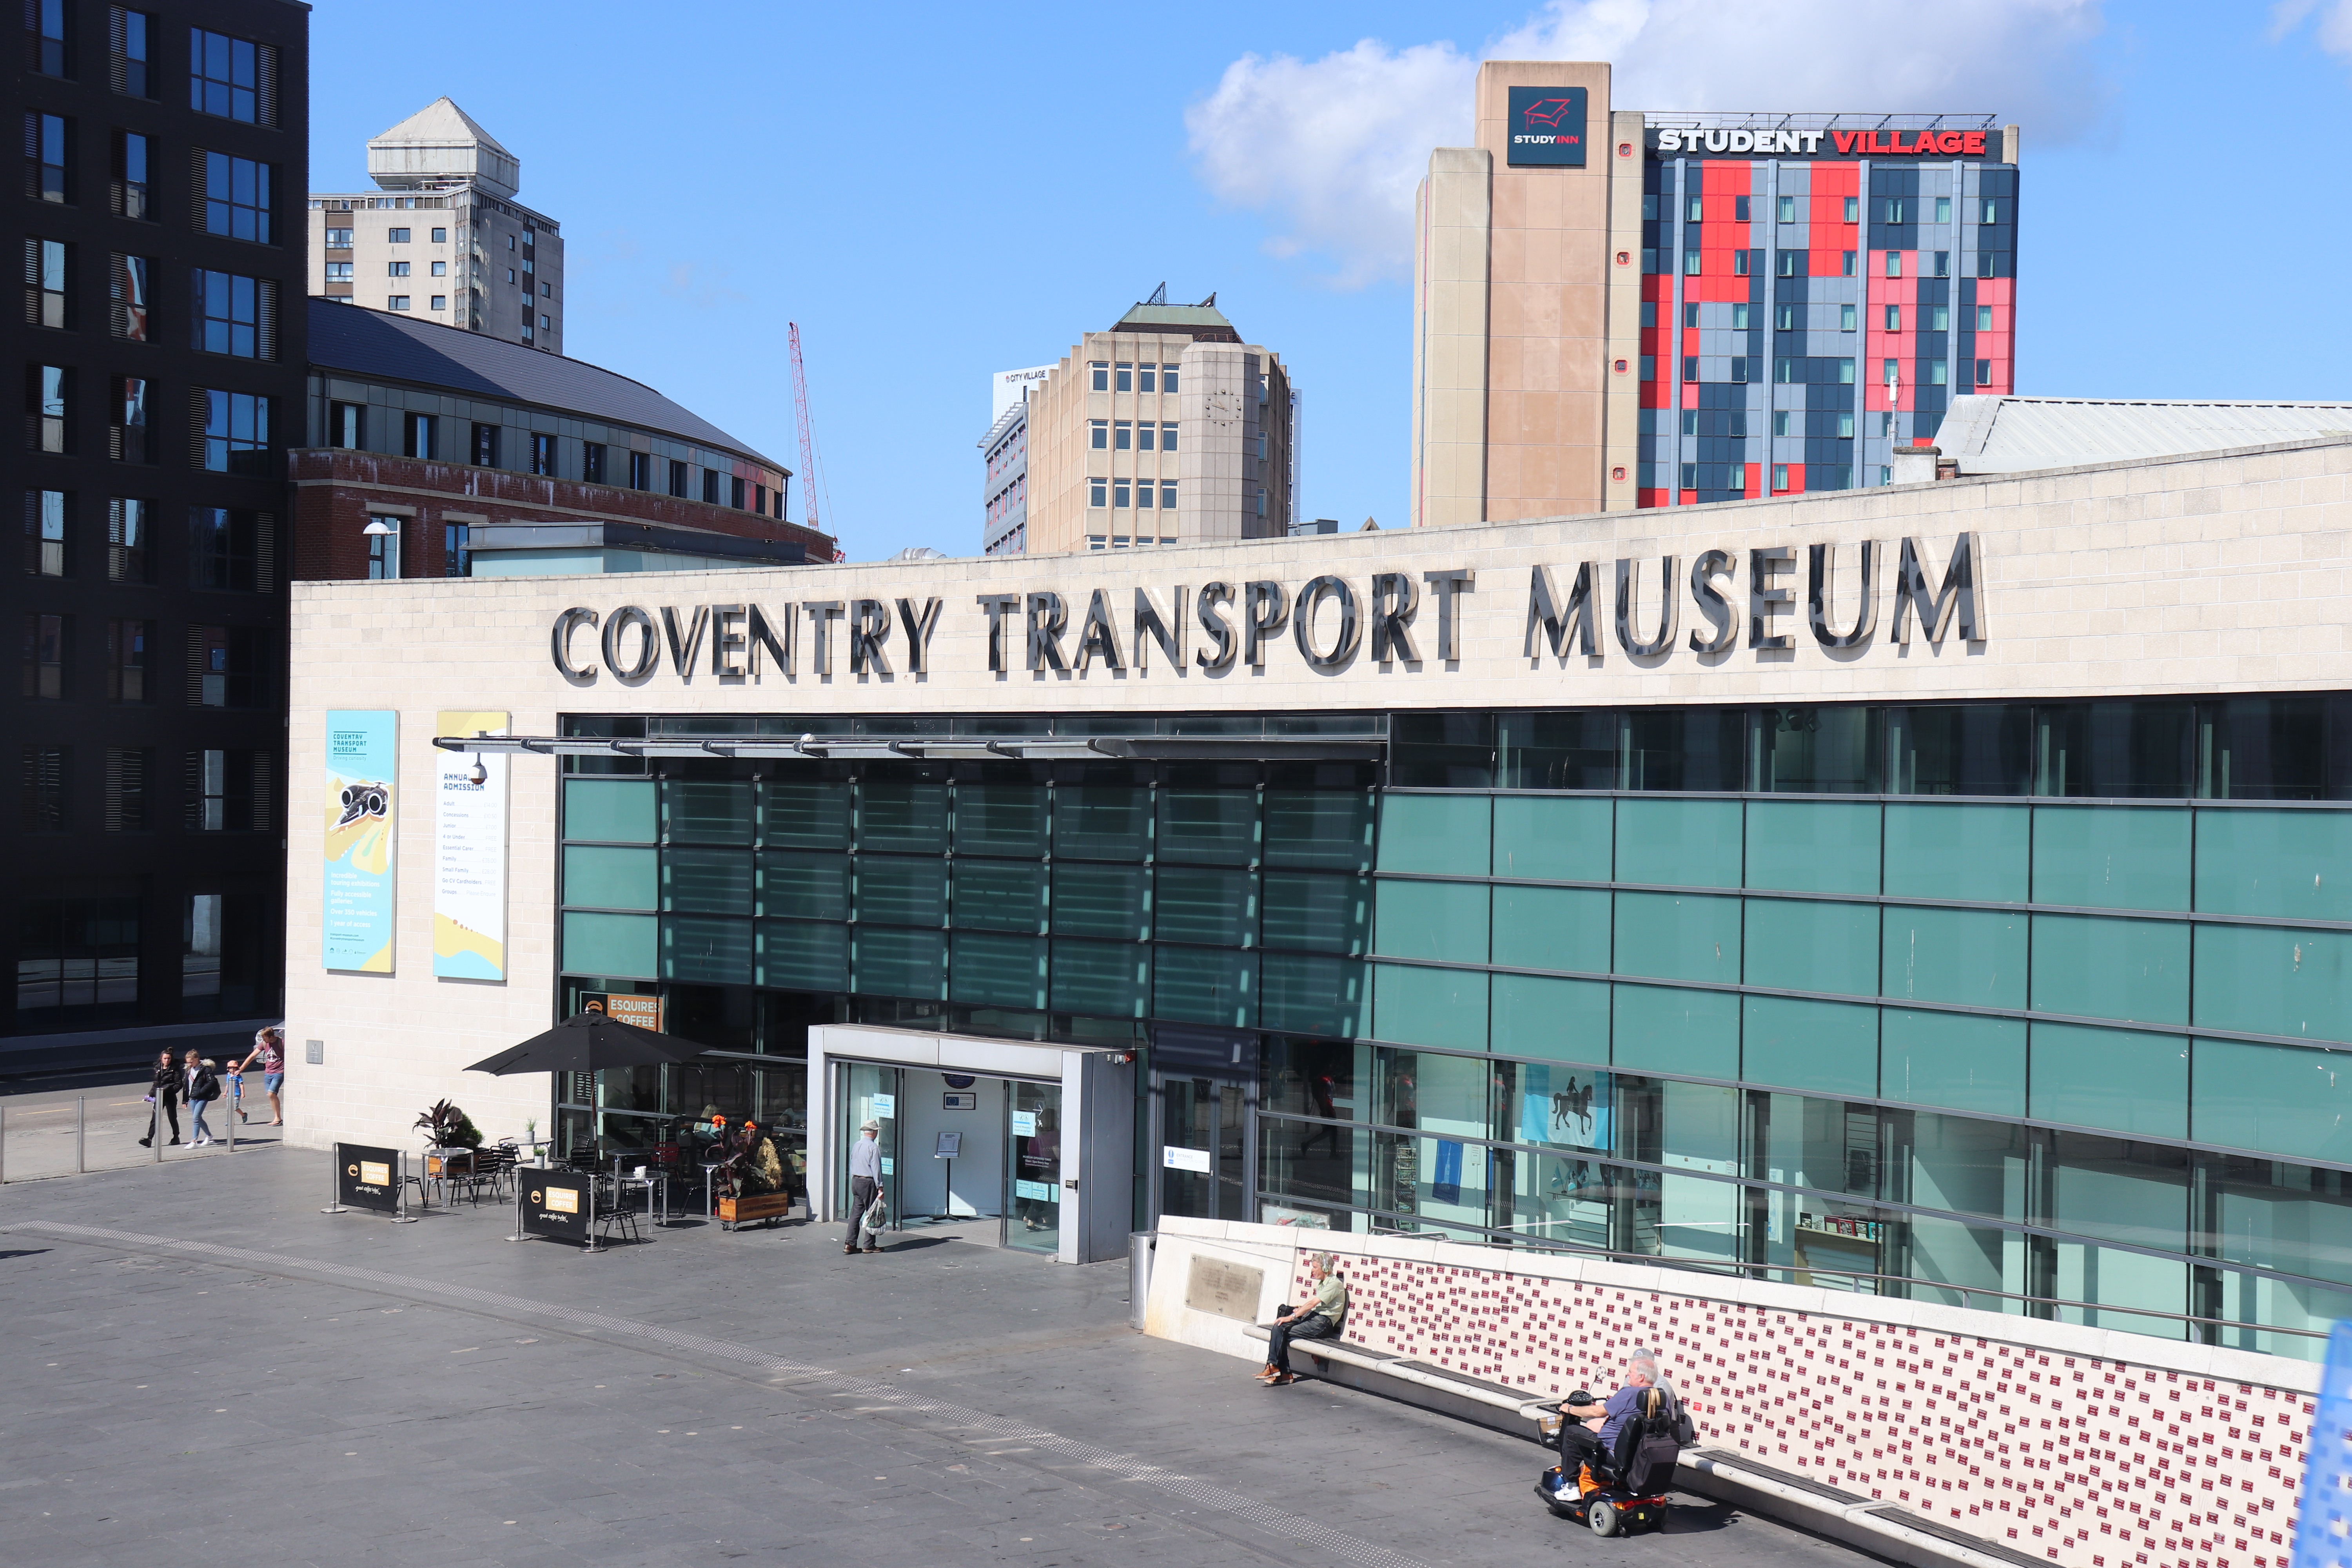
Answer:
1240;1325;2045;1568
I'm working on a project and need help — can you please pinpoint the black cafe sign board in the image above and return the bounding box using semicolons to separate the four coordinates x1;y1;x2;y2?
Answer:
337;1143;402;1214
547;534;1983;685
523;1171;592;1242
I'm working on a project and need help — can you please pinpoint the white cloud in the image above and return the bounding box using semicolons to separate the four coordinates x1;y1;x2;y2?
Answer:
1187;0;2111;287
2270;0;2352;59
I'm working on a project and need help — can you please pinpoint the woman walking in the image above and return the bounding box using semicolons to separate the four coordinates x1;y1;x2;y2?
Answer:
137;1047;181;1148
182;1050;221;1147
236;1025;287;1126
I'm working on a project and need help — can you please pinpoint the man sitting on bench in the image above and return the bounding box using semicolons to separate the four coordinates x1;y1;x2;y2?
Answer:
1557;1350;1666;1488
1258;1253;1347;1386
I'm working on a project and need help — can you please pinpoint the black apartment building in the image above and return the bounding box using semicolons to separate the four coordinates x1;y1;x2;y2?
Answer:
10;1;307;1052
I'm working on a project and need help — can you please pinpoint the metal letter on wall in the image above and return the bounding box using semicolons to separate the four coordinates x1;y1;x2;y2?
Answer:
433;709;508;982
323;709;397;973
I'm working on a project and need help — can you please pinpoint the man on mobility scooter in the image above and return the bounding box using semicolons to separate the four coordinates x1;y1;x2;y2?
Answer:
1535;1350;1693;1536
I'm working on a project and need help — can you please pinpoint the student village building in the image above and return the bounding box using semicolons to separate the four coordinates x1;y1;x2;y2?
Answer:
282;427;2352;1356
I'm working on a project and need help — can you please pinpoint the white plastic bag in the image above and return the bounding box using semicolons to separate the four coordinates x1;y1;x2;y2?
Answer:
857;1192;889;1241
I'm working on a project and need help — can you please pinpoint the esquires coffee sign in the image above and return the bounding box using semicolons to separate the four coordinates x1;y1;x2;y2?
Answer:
523;1171;591;1242
337;1142;401;1214
546;534;1981;686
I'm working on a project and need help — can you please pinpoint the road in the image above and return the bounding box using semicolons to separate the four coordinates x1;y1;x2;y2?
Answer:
0;1073;282;1182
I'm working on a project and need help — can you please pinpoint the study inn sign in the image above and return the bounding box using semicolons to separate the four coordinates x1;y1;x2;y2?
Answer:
545;535;1981;685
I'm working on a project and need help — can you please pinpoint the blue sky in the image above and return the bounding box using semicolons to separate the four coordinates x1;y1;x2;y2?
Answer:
307;2;2352;562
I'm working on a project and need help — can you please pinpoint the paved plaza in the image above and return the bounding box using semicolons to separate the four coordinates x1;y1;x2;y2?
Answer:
0;1130;1890;1568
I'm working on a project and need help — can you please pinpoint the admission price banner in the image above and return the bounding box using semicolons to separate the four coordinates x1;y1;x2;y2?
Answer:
336;1143;402;1214
323;710;397;973
522;1171;592;1242
433;710;509;981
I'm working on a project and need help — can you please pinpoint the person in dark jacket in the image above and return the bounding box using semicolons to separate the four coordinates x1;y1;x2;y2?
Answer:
182;1050;222;1147
138;1048;181;1147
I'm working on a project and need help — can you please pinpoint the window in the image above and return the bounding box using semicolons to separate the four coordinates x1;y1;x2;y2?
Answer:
1089;420;1107;450
387;260;409;277
188;750;267;831
189;27;270;123
668;458;687;497
1089;362;1108;391
1879;465;1892;485
1731;303;1749;330
323;227;350;247
1114;421;1132;451
429;294;445;311
1885;305;1902;332
628;450;651;490
1840;250;1856;276
1929;305;1949;332
582;442;605;484
200;151;272;244
1842;196;1858;223
112;129;148;217
539;313;549;330
430;260;445;276
29;365;70;452
1777;250;1797;276
1978;250;2001;279
363;515;400;579
1733;249;1749;276
1878;412;1895;436
505;234;515;250
1135;364;1156;394
1686;196;1702;222
327;400;361;449
196;389;267;474
1679;463;1696;490
24;613;66;698
107;497;147;579
1837;412;1854;438
729;475;746;510
1929;359;1948;385
1113;480;1131;509
1837;358;1855;384
103;748;148;829
110;252;148;338
189;506;267;590
1935;196;1951;224
1682;303;1699;328
113;7;153;96
1976;358;1993;387
1135;478;1154;510
402;411;432;458
1162;363;1179;395
25;488;67;575
1773;464;1790;491
1978;304;1993;331
472;422;499;467
1883;358;1899;387
701;468;719;505
519;319;532;342
1114;362;1133;392
1642;194;1657;221
1840;303;1856;331
1684;249;1700;274
530;432;555;476
444;521;471;578
22;748;67;829
1981;199;1999;224
31;0;70;76
25;238;70;328
1160;481;1176;509
1883;199;1904;223
1733;196;1751;223
1933;250;1950;278
1729;356;1749;383
1773;357;1794;383
1088;479;1106;508
1682;355;1699;382
1884;251;1902;278
194;269;273;357
386;294;410;311
322;262;350;281
29;112;69;203
1640;299;1656;329
104;619;148;702
1777;195;1795;223
1773;410;1790;437
1775;304;1793;330
1161;422;1177;452
430;226;446;243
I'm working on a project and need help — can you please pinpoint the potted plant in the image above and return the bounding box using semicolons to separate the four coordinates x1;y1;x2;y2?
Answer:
414;1099;484;1153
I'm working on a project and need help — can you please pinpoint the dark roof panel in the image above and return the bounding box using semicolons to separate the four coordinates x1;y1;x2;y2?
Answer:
306;299;783;470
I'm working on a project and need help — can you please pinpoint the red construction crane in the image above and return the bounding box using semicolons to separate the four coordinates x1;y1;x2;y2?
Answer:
786;322;840;560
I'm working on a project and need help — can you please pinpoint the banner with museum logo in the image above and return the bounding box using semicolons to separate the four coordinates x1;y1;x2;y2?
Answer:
433;710;509;981
323;710;397;973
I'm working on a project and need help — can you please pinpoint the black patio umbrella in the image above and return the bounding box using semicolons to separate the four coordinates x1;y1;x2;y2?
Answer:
463;1012;709;1076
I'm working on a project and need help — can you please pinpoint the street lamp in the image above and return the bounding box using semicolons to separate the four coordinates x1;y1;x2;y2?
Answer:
362;514;400;579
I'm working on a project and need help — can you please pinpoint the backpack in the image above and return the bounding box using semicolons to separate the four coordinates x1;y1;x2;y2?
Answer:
1620;1387;1689;1494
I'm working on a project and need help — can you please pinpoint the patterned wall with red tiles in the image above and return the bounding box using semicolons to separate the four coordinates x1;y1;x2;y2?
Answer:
1289;1252;2311;1568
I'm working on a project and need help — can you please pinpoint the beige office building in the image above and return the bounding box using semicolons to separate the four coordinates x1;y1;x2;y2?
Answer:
307;98;564;353
1023;294;1294;554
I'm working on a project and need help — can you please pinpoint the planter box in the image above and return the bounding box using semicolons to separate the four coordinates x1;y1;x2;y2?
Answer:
717;1192;794;1231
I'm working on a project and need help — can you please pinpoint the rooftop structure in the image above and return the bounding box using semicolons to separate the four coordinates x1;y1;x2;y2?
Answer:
1935;394;2352;474
365;96;519;200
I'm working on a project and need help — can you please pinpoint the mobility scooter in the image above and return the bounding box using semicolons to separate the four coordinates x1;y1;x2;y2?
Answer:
1533;1387;1687;1536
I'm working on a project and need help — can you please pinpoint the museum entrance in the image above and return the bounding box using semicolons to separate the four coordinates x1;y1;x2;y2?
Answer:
1149;1025;1257;1224
834;1060;1062;1253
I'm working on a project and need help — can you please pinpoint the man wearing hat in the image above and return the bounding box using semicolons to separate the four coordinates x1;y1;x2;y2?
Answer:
846;1118;884;1254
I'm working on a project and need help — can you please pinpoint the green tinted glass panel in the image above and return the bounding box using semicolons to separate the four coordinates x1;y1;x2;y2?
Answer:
1156;865;1256;946
1153;945;1254;1026
562;911;656;978
1490;973;1610;1063
2193;1038;2352;1164
856;856;947;927
564;778;656;843
1615;797;1742;889
1882;802;2027;904
1050;938;1148;1017
662;847;753;914
662;780;754;844
2032;805;2189;912
858;779;947;854
1264;789;1372;871
2194;808;2352;922
1744;800;1880;895
1744;898;1878;996
952;860;1045;933
759;919;847;991
1882;1010;2026;1117
1261;953;1366;1036
950;931;1046;1009
1612;984;1738;1079
1741;995;1877;1096
2192;924;2352;1044
1261;871;1368;955
764;779;851;849
662;915;753;984
2031;914;2188;1024
1371;962;1486;1051
1612;891;1740;984
853;926;944;998
1491;795;1612;881
1158;787;1257;864
2029;1021;2187;1138
1881;905;2025;1008
563;845;656;910
954;782;1046;857
1372;878;1488;964
1376;793;1490;875
1489;885;1610;974
1053;862;1151;940
1053;785;1151;860
760;851;849;920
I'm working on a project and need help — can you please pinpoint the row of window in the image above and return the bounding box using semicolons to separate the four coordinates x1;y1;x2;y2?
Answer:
1089;362;1180;394
21;615;260;706
22;490;269;591
24;243;279;359
27;8;278;128
1647;194;2005;226
1643;300;1997;334
1641;248;2012;280
20;746;272;834
1644;355;1997;389
1088;420;1178;452
322;226;451;248
358;514;472;581
27;113;277;248
28;370;270;477
14;885;275;1028
1087;479;1177;510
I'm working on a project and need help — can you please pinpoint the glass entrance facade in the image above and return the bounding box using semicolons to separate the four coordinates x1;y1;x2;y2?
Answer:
554;699;2352;1356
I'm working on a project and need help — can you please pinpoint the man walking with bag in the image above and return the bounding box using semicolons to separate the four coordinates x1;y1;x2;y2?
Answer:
845;1118;882;1256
